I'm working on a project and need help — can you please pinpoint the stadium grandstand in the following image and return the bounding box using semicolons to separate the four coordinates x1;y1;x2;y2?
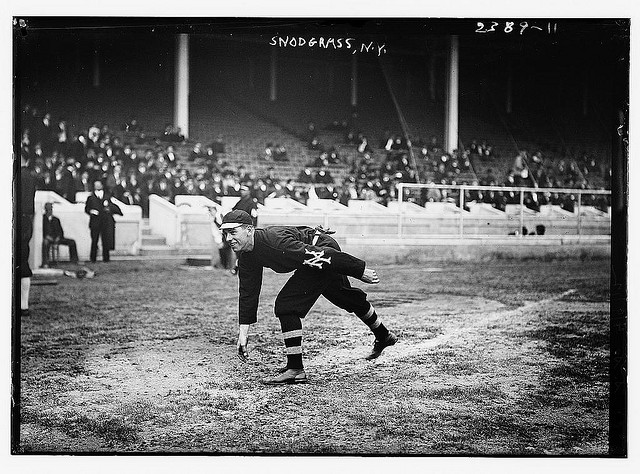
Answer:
15;18;624;266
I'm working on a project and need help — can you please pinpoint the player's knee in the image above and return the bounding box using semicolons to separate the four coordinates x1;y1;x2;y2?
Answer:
274;298;288;318
274;299;301;320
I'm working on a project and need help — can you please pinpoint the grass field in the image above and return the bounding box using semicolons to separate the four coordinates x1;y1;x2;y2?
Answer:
17;258;610;455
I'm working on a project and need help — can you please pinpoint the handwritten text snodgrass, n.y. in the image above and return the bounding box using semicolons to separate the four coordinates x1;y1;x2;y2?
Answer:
269;36;387;56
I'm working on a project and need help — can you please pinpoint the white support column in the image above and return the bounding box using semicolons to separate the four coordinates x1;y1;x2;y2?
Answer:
174;34;189;140
270;47;277;101
351;55;358;107
445;36;459;154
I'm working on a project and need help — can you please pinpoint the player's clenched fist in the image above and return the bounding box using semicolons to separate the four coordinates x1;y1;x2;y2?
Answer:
359;268;380;284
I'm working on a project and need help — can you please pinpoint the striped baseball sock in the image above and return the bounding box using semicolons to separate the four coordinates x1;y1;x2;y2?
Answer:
357;305;389;341
280;316;303;369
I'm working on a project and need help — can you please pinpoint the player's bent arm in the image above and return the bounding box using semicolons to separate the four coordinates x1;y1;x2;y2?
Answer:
237;261;263;325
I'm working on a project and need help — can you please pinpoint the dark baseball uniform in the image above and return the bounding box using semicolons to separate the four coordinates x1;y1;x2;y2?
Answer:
233;222;392;372
236;226;371;325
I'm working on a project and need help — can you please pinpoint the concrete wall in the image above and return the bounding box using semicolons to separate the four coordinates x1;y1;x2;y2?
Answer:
341;236;611;264
30;191;142;268
149;195;220;250
143;196;611;262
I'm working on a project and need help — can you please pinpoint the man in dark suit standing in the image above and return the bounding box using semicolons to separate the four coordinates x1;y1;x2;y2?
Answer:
41;202;79;267
84;180;122;263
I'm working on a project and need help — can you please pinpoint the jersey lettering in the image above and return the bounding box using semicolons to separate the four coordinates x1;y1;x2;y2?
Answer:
302;249;332;269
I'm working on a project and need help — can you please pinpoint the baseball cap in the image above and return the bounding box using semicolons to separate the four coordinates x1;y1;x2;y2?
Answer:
220;210;253;229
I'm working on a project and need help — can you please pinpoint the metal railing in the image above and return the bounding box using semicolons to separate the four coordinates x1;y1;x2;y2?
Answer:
396;183;611;238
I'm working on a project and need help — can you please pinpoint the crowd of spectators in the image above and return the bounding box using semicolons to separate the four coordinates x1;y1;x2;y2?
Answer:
20;104;611;218
20;105;275;217
261;142;288;162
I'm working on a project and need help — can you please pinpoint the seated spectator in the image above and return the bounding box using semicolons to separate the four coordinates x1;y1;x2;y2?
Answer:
273;144;288;162
512;151;526;175
514;168;533;187
390;135;407;152
434;162;447;184
326;119;347;131
524;192;540;212
55;119;69;154
481;141;493;157
339;181;359;206
306;121;316;142
99;124;112;142
428;135;441;153
344;129;358;145
469;139;479;155
153;177;174;202
160;124;185;142
55;160;77;203
38;112;55;154
357;135;372;154
262;167;278;187
268;179;293;199
315;184;338;200
297;168;313;184
560;193;576;213
122;117;141;133
309;152;330;168
307;136;322;150
326;146;341;165
237;165;253;185
76;170;92;193
190;142;204;162
314;167;334;184
163;145;177;164
424;181;442;203
88;123;101;146
262;142;274;161
480;168;496;186
210;135;226;155
489;191;507;212
41;202;78;267
466;180;483;203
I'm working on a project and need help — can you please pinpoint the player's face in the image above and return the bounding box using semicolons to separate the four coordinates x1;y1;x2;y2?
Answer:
225;225;254;252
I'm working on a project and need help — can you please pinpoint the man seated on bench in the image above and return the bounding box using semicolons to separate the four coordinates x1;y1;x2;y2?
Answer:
42;202;78;267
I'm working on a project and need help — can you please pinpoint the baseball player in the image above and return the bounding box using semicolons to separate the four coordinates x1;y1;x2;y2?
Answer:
221;210;397;385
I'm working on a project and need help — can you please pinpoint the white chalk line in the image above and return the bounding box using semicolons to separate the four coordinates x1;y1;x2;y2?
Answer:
307;289;578;373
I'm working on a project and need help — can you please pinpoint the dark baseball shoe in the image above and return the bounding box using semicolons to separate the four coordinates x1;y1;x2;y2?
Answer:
262;368;308;385
365;332;398;360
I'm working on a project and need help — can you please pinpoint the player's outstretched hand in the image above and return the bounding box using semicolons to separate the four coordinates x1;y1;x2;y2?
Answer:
360;268;380;284
237;342;248;362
